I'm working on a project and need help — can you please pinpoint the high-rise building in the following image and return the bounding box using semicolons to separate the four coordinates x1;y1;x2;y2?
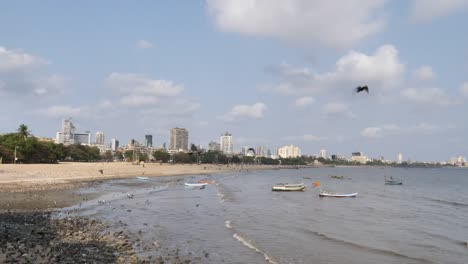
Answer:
95;131;105;145
220;132;233;154
208;141;221;151
111;138;119;151
145;134;153;148
169;128;189;151
397;153;403;164
277;145;301;158
256;146;265;157
319;149;327;159
55;119;90;145
351;152;368;164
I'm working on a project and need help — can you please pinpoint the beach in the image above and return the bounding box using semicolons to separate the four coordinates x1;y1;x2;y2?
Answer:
0;162;282;192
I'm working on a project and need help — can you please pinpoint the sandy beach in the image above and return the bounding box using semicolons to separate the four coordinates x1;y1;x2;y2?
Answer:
0;162;282;192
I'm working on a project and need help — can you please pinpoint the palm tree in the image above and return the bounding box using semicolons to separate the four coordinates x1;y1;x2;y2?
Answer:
17;124;31;139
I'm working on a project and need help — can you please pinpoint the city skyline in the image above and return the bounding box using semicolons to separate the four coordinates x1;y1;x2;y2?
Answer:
1;1;468;160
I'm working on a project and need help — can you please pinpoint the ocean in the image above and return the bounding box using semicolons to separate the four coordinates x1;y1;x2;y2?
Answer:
68;167;468;264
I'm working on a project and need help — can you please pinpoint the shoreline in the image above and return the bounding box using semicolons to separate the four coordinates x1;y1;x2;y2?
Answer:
0;162;308;192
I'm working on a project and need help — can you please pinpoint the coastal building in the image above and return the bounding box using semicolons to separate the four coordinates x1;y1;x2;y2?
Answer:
111;138;119;151
55;119;90;145
208;141;220;151
277;145;301;158
319;149;327;159
448;156;466;166
351;152;369;164
145;134;153;148
169;127;189;151
397;153;403;164
256;146;265;157
95;131;105;145
220;132;233;154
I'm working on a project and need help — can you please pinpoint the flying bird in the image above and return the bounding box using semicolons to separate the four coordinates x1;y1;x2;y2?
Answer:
355;86;369;94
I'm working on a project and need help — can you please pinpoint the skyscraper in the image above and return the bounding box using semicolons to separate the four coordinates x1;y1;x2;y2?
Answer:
220;132;233;154
95;131;105;145
111;138;119;151
169;128;189;151
319;149;327;159
397;153;403;164
277;145;301;158
145;134;153;148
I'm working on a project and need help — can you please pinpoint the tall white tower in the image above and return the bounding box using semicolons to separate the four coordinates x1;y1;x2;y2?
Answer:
397;153;403;164
220;132;233;154
95;131;105;145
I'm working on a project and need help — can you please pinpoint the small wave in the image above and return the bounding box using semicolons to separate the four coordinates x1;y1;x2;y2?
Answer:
301;229;433;264
427;197;468;208
225;220;233;229
420;230;467;247
233;233;278;264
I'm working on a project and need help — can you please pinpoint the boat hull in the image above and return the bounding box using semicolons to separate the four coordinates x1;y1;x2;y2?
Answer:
319;192;357;198
385;181;403;185
185;183;208;187
272;186;306;191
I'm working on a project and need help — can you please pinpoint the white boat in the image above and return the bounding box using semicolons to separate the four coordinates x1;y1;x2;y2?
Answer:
319;190;357;198
136;176;148;180
272;183;306;191
185;183;208;187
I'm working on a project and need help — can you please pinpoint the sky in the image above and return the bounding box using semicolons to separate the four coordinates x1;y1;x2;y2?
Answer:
1;0;468;161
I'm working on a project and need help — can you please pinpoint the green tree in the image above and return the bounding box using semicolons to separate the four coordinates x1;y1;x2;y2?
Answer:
153;150;170;163
17;124;31;140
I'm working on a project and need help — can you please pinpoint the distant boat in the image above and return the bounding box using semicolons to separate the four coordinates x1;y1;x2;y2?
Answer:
136;176;148;180
319;190;357;198
330;175;345;179
272;183;306;191
384;175;403;185
185;183;208;187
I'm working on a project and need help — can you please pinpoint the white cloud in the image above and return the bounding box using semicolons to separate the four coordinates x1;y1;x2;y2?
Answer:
361;123;438;138
207;0;386;48
43;105;82;118
221;102;267;121
413;65;435;81
0;46;63;97
322;102;355;118
460;82;468;97
283;134;327;142
120;95;159;106
142;98;201;116
361;127;383;138
269;45;404;95
107;72;183;96
0;46;48;72
293;96;315;107
136;39;154;49
400;87;456;106
411;0;468;22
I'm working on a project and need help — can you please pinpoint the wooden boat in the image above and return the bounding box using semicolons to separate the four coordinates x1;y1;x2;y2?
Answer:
330;175;345;179
384;176;402;185
319;190;357;198
185;182;208;187
272;183;306;191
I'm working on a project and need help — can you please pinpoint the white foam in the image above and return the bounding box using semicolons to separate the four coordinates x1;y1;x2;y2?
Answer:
225;220;233;229
233;233;278;264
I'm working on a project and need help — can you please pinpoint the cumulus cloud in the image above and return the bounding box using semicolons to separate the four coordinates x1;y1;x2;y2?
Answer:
221;102;267;121
411;0;468;22
460;82;468;97
283;134;327;142
120;95;159;106
322;102;355;118
41;101;114;119
44;105;82;118
136;39;154;49
268;45;404;95
293;96;315;107
0;46;64;97
207;0;386;48
107;73;183;96
0;46;48;72
400;87;456;106
361;123;438;138
413;65;435;81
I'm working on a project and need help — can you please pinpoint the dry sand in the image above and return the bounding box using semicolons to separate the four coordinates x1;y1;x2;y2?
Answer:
0;162;280;191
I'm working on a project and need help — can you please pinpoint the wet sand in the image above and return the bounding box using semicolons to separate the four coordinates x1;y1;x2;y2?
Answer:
0;162;287;191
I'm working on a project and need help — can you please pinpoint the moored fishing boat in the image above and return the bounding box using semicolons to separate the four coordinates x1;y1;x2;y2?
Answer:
272;183;306;191
319;190;357;198
184;183;208;187
384;175;403;185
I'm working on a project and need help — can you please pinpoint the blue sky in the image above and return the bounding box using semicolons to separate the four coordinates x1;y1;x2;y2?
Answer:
1;0;467;161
